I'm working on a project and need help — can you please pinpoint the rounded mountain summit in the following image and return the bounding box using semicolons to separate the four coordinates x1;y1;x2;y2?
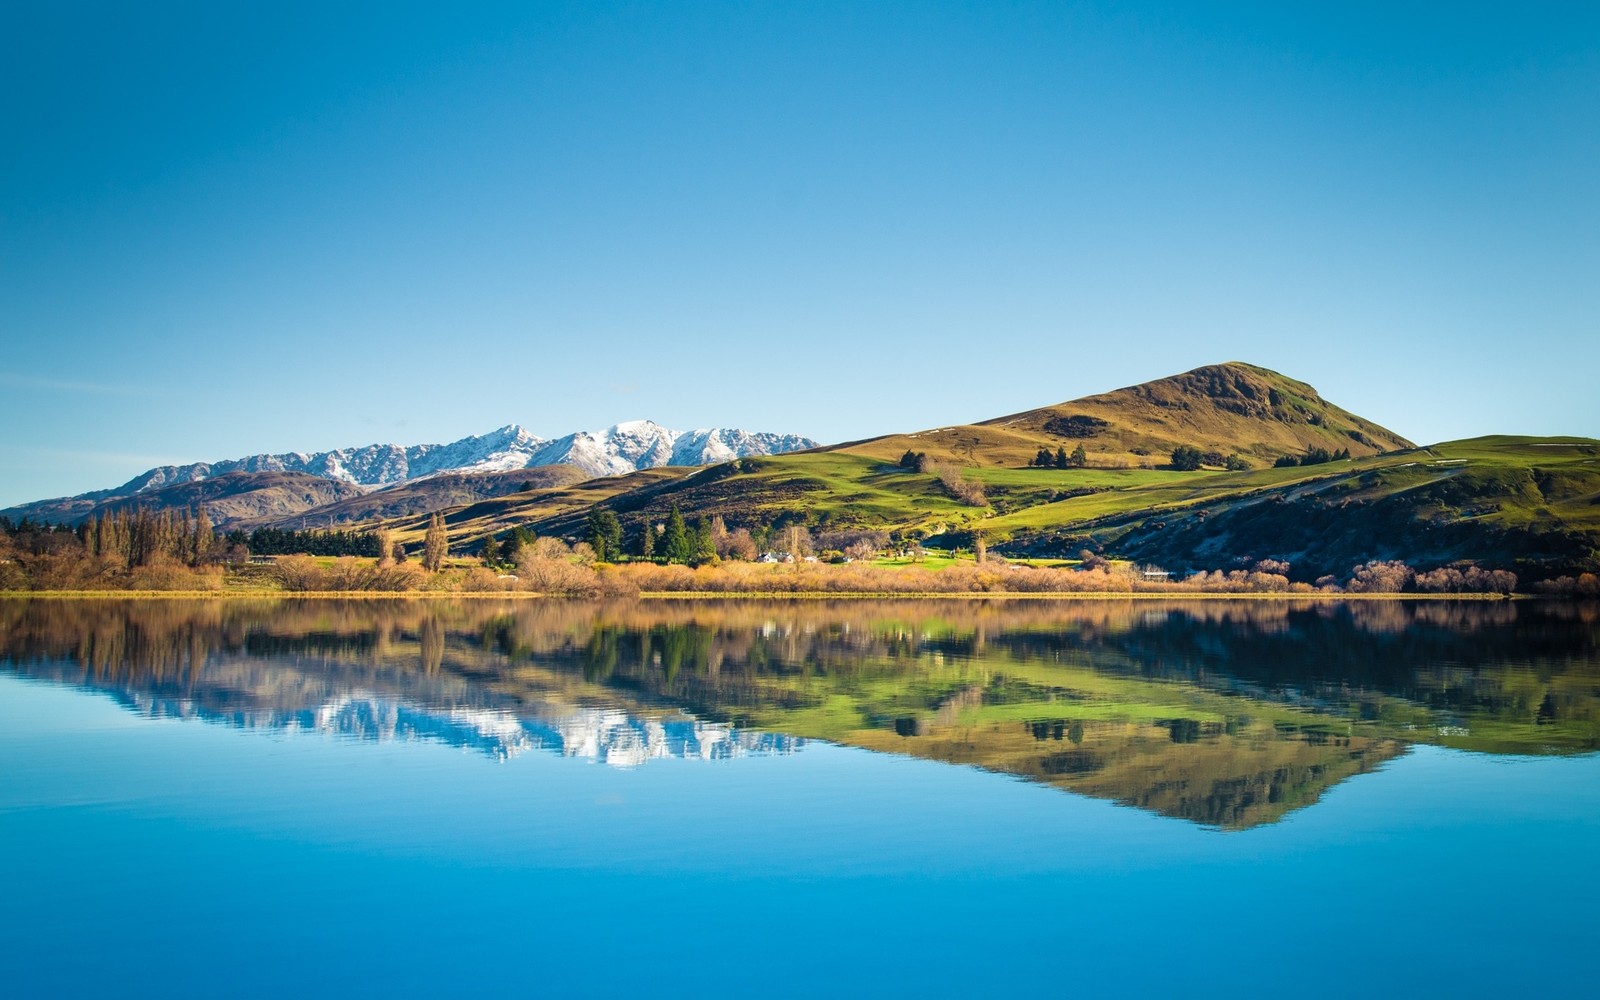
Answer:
832;362;1414;469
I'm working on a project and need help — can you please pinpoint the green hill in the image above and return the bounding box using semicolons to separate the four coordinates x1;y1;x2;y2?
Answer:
386;364;1599;581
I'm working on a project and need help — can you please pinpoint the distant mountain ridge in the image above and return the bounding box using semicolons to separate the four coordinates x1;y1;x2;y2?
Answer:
4;420;817;525
117;420;815;491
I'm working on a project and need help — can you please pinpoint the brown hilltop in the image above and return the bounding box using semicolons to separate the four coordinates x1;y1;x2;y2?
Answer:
82;471;367;529
834;362;1413;468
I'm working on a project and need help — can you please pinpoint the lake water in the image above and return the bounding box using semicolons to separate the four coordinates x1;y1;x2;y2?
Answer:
2;597;1597;997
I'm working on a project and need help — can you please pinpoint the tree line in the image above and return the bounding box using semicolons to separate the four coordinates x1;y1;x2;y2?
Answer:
243;526;385;557
1031;445;1087;468
474;504;869;571
1274;447;1351;468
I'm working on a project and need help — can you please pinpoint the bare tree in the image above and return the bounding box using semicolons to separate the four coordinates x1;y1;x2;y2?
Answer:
719;527;758;561
778;524;813;562
929;462;987;506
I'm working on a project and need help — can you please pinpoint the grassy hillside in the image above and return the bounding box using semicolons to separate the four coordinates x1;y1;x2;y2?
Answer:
386;466;695;548
832;361;1413;469
368;365;1596;581
1074;436;1600;579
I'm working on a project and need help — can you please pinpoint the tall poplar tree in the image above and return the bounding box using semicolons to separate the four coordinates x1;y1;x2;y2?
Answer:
423;513;447;572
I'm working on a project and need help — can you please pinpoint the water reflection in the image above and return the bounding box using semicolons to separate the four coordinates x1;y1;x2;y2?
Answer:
2;597;1596;828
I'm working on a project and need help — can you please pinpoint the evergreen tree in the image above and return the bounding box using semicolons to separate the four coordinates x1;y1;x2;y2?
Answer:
1034;447;1053;467
691;517;717;566
502;526;535;565
480;533;501;567
423;513;447;572
637;519;656;559
587;509;623;562
1055;447;1069;469
1070;443;1087;468
661;504;692;564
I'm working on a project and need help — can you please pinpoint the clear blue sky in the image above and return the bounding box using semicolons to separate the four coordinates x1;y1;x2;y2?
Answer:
3;1;1596;507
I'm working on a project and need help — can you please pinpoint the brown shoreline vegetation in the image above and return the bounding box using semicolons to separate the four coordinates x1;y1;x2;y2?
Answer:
3;553;1589;600
5;510;1595;598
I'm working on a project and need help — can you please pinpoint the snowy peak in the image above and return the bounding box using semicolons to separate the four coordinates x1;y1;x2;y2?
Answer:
76;420;815;500
525;421;816;477
671;427;816;467
110;424;553;494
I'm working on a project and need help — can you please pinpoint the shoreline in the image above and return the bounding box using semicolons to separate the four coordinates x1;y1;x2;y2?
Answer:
0;589;1522;601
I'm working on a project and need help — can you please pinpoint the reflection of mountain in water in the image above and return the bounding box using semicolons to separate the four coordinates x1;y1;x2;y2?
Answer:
2;597;1596;829
117;685;798;766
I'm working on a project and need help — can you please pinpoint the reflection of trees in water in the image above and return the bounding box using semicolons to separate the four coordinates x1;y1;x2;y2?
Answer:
4;598;1595;725
3;596;1598;827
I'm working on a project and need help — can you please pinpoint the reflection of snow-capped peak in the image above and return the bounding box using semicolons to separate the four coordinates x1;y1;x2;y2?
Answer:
101;666;804;771
122;687;801;766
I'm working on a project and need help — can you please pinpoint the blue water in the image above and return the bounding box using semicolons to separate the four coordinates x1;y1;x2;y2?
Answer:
4;668;1597;998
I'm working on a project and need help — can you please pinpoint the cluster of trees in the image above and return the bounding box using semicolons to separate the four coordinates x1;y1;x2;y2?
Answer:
0;511;228;590
1339;559;1516;594
1170;446;1205;471
1171;447;1251;471
481;525;537;568
894;451;985;506
1031;445;1086;469
246;526;384;557
586;510;624;562
815;528;890;562
639;505;719;565
899;450;929;472
475;507;893;574
82;508;222;568
1533;573;1600;596
1274;447;1350;468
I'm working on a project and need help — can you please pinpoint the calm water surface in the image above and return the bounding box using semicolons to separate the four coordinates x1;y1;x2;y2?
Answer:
2;597;1597;997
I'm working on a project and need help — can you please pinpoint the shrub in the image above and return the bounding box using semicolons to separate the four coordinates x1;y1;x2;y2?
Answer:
127;556;223;591
1170;446;1203;471
270;555;426;592
1346;560;1415;593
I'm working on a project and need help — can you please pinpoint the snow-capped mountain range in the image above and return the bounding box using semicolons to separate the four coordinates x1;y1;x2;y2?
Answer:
114;420;816;494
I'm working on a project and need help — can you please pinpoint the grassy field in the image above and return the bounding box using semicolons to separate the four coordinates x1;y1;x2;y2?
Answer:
384;433;1599;582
